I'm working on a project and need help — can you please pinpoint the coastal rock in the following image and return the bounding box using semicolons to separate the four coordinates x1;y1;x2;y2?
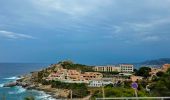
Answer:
25;85;36;89
17;82;29;88
3;82;17;87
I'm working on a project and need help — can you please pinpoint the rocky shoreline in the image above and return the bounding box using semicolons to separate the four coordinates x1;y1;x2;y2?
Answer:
3;62;93;100
3;75;70;99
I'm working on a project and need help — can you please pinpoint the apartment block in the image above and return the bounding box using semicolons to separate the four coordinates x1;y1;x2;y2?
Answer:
119;64;134;73
94;66;120;72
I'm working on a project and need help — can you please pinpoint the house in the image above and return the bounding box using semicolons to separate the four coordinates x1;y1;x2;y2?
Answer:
81;72;103;81
162;64;170;72
47;68;103;83
67;70;81;81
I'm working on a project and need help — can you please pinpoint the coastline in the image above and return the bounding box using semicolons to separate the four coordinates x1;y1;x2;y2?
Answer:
2;62;96;99
2;75;72;99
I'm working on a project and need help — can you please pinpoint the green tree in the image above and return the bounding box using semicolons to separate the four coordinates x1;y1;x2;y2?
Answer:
51;80;89;98
156;71;164;77
136;67;151;78
150;68;170;96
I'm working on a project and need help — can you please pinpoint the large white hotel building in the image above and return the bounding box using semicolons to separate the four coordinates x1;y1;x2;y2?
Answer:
94;64;134;73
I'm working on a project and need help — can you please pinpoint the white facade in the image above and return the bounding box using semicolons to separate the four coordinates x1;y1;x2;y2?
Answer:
94;66;120;72
94;64;134;73
119;64;134;73
88;79;113;87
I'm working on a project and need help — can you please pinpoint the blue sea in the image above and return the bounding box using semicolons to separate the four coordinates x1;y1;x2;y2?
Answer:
0;63;57;100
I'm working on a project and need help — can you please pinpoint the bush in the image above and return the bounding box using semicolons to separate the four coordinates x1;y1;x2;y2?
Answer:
104;87;134;97
60;61;94;72
51;80;89;98
136;67;151;78
156;71;164;77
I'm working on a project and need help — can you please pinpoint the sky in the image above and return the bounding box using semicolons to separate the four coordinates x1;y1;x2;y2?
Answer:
0;0;170;65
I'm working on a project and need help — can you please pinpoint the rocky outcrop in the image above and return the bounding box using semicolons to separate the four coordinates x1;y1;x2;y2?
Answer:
35;84;70;98
3;77;70;99
3;82;17;87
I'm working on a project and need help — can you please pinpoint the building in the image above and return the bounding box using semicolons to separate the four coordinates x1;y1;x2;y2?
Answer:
67;70;81;81
81;72;103;81
88;78;113;87
119;64;134;73
47;68;103;83
47;68;68;80
162;64;170;72
149;67;162;76
94;66;120;72
94;64;134;73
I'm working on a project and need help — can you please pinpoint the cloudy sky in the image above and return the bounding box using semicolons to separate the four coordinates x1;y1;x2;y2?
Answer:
0;0;170;65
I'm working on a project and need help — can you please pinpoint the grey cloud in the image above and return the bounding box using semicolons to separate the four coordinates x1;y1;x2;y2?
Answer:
0;30;36;40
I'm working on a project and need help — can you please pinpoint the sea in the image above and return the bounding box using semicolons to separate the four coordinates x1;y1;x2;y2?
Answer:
0;63;57;100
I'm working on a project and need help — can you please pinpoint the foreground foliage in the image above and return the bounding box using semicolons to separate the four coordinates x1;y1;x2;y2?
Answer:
42;79;89;98
150;68;170;96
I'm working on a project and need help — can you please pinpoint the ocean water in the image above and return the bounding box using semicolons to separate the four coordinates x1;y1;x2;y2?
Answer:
0;63;57;100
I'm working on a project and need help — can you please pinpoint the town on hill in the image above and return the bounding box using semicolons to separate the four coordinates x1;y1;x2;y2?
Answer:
4;60;170;99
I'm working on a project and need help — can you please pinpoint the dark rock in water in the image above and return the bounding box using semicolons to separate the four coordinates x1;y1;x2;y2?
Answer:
3;81;30;88
3;82;17;87
25;85;36;89
17;82;27;87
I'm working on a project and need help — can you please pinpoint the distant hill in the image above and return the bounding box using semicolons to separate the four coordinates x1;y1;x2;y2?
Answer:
139;58;170;65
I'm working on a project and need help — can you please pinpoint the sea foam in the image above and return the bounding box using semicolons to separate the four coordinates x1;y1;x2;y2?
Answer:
3;76;21;80
32;90;57;100
8;86;26;94
0;83;4;87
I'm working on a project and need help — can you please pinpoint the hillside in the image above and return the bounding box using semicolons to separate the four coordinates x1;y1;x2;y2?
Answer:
139;58;170;65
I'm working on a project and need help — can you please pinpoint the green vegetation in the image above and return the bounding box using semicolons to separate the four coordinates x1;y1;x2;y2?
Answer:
135;67;151;78
41;79;89;98
156;71;164;77
37;69;51;83
150;68;170;96
24;96;35;100
50;80;89;98
60;61;94;72
91;80;151;99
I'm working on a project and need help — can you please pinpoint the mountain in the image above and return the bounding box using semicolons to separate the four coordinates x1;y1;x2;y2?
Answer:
139;58;170;65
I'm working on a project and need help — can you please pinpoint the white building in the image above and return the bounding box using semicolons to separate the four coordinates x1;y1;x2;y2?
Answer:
88;78;113;87
94;64;134;73
119;64;134;73
94;65;120;72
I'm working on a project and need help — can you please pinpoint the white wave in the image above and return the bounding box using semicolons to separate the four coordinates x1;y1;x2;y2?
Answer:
34;90;57;100
0;83;4;87
8;86;26;94
3;76;21;80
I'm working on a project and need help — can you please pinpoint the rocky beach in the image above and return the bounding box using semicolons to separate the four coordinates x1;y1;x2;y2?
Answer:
3;74;71;99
